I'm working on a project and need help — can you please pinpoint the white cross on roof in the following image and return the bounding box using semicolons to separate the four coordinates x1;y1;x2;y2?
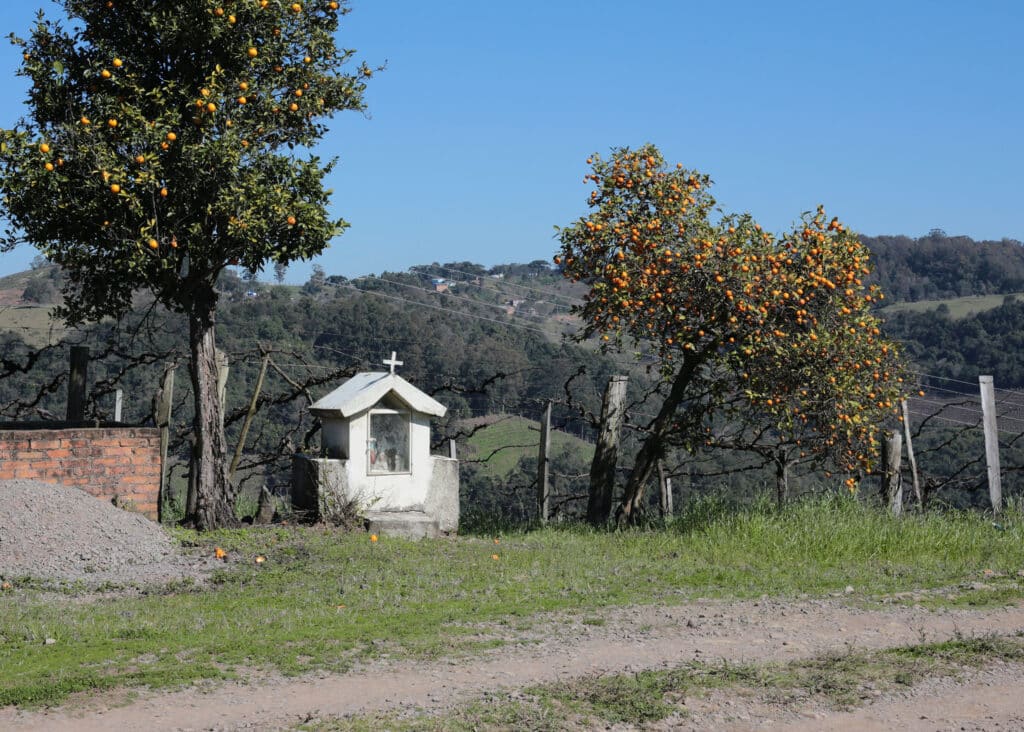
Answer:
383;351;403;374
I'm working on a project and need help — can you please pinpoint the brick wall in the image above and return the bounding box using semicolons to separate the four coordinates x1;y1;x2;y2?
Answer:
0;428;161;520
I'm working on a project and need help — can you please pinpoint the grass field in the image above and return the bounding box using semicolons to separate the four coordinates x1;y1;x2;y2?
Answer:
464;415;594;478
1;497;1023;707
880;292;1022;320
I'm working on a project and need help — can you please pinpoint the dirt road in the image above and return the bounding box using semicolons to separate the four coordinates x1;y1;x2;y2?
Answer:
3;597;1023;731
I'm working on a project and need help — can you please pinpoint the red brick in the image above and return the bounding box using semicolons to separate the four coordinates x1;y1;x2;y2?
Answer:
29;438;61;450
47;449;71;459
121;474;158;485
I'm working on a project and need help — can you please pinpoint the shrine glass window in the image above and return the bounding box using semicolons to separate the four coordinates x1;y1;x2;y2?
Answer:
367;410;410;474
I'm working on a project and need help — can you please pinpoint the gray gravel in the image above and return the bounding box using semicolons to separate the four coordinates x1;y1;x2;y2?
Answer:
0;479;217;588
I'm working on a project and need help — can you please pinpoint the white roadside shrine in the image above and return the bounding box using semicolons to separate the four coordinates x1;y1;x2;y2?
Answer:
291;353;459;537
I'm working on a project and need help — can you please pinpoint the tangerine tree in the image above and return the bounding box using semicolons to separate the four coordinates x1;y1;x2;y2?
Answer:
556;144;905;524
0;0;370;528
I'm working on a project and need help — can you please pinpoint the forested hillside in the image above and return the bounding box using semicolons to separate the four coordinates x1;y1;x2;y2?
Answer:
866;231;1024;301
5;231;1024;518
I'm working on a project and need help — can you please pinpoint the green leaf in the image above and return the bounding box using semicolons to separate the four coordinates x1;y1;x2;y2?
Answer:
52;60;63;75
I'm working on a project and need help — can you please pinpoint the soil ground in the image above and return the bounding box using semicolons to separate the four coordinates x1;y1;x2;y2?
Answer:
2;597;1023;731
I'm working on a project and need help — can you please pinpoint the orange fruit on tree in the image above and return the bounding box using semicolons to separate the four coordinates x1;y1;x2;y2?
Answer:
44;162;54;171
135;154;145;164
286;215;296;226
39;142;50;153
237;96;247;104
110;183;121;193
247;47;258;58
166;131;176;141
147;238;158;249
107;118;118;127
206;102;216;112
160;186;168;196
291;2;302;12
238;81;249;91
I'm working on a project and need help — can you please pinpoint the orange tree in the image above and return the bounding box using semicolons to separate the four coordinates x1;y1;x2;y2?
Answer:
0;0;370;528
555;145;905;525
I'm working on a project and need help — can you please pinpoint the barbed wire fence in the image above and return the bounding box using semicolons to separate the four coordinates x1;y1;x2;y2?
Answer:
899;370;1024;512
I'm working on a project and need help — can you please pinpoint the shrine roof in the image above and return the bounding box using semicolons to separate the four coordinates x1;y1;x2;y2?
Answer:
309;372;447;419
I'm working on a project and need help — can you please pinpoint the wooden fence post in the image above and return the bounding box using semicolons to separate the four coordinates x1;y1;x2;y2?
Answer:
537;400;552;523
448;438;457;460
881;430;903;517
979;375;1002;514
216;348;230;425
229;352;270;480
66;345;89;422
900;400;921;508
156;365;176;524
657;460;673;518
587;375;628;526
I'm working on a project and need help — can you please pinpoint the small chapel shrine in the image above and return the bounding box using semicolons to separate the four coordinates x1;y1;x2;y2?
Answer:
291;353;459;536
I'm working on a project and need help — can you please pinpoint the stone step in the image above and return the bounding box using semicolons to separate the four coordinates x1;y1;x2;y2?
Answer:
363;510;440;540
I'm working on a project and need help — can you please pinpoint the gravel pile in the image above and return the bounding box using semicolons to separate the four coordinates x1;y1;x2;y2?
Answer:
0;479;215;587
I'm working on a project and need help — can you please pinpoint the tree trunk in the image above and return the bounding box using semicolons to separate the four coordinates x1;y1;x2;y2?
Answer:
615;349;709;526
184;295;237;529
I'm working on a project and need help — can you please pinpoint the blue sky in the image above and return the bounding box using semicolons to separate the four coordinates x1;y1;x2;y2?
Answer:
1;1;1022;284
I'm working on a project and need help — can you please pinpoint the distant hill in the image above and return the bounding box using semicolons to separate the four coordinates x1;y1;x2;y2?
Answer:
464;414;594;479
865;232;1024;302
0;265;67;347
